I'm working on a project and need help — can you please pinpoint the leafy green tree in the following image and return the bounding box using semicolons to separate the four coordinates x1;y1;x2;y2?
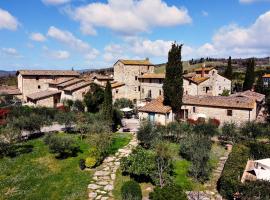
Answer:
255;71;264;94
44;134;79;158
240;121;263;140
221;122;238;143
114;98;134;109
243;58;255;91
84;83;104;113
103;81;113;122
55;111;76;131
73;100;84;112
149;184;187;200
163;43;184;120
224;56;233;80
137;121;160;148
155;141;173;187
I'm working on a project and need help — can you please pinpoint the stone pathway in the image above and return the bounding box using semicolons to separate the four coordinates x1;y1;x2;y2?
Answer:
88;133;138;200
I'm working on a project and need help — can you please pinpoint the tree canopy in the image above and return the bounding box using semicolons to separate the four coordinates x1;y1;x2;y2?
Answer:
224;56;233;80
243;58;255;91
103;81;113;122
163;43;184;119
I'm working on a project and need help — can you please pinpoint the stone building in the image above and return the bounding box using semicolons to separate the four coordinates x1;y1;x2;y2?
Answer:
138;91;265;126
17;70;80;100
16;70;93;108
113;59;155;103
262;74;270;87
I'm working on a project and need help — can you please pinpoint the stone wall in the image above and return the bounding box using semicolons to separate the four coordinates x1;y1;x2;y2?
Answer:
36;96;55;107
138;111;173;125
113;61;154;102
182;104;256;125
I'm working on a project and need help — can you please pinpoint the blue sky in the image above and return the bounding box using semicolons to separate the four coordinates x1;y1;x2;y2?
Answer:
0;0;270;70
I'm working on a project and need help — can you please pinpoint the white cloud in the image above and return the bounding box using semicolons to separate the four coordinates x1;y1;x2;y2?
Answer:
30;32;46;42
202;10;208;17
51;50;70;59
68;0;191;35
42;0;71;6
85;49;100;60
47;26;89;51
1;48;22;58
239;0;270;3
0;8;19;30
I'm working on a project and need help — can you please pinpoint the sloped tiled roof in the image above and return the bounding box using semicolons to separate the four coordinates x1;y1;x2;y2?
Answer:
27;90;61;100
111;82;125;89
47;77;75;85
63;81;92;92
17;70;80;76
231;90;265;102
188;76;209;84
262;74;270;78
183;95;255;109
118;59;153;66
57;78;83;87
139;95;255;114
139;73;165;79
138;97;172;114
0;86;21;95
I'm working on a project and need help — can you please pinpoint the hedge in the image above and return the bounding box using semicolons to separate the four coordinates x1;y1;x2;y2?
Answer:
217;144;250;199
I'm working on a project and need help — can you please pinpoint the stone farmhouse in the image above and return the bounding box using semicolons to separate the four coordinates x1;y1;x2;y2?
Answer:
16;70;92;107
138;90;265;126
113;59;231;103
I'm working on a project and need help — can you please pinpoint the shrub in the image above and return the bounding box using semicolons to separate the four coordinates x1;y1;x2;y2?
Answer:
149;184;187;200
166;122;192;142
121;147;156;183
180;135;212;182
85;157;97;168
44;134;79;158
240;121;263;140
239;180;270;199
221;122;238;143
121;180;142;200
137;121;160;148
217;144;250;199
187;118;196;125
79;159;86;170
114;98;134;109
73;100;84;112
193;122;219;137
249;142;270;160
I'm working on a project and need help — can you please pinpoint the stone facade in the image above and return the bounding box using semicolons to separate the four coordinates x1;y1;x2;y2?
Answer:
113;60;154;102
139;111;174;125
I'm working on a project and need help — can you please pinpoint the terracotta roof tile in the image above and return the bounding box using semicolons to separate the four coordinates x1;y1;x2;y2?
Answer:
231;90;265;102
262;74;270;78
118;59;153;66
111;82;125;89
57;78;84;87
194;67;215;72
188;76;209;84
63;81;92;92
47;77;75;85
138;97;172;114
17;70;80;76
27;90;61;100
0;86;21;95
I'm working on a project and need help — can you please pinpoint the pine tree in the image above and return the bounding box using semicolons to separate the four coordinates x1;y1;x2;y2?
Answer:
224;56;232;80
163;43;183;120
243;58;255;91
103;81;113;122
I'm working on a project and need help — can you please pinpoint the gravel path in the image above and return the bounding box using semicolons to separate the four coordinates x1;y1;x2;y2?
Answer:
88;133;138;200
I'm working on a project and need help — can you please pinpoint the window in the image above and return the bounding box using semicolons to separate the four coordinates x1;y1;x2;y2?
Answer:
116;89;119;94
38;85;41;89
134;87;137;91
138;86;141;92
166;113;170;119
135;76;138;80
189;81;192;85
159;79;162;84
193;107;196;113
227;110;233;116
159;90;162;95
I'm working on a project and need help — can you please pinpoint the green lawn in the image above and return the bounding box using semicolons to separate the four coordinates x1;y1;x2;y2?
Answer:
0;134;92;200
109;132;132;155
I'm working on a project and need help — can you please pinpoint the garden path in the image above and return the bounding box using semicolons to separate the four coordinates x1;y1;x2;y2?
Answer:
88;133;138;200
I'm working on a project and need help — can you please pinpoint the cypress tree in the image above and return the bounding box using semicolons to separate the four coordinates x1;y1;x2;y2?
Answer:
163;43;183;120
224;56;233;80
243;58;255;91
103;81;113;122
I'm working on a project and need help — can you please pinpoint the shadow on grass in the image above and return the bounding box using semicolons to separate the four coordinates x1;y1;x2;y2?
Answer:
54;147;82;160
5;144;34;158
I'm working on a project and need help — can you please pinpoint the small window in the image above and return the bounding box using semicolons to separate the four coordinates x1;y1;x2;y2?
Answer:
38;85;41;89
166;113;170;119
159;79;162;84
134;87;137;91
116;89;119;94
193;107;196;113
189;81;192;85
135;76;138;80
138;86;141;92
227;110;233;116
36;76;39;80
159;90;162;96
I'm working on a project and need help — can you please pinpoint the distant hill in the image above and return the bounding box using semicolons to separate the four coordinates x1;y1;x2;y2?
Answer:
0;70;16;77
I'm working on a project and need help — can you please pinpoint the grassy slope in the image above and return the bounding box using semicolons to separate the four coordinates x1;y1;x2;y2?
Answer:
0;132;131;200
0;135;92;200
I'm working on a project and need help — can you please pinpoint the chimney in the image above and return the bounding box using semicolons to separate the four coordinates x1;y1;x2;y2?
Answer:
201;62;205;77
